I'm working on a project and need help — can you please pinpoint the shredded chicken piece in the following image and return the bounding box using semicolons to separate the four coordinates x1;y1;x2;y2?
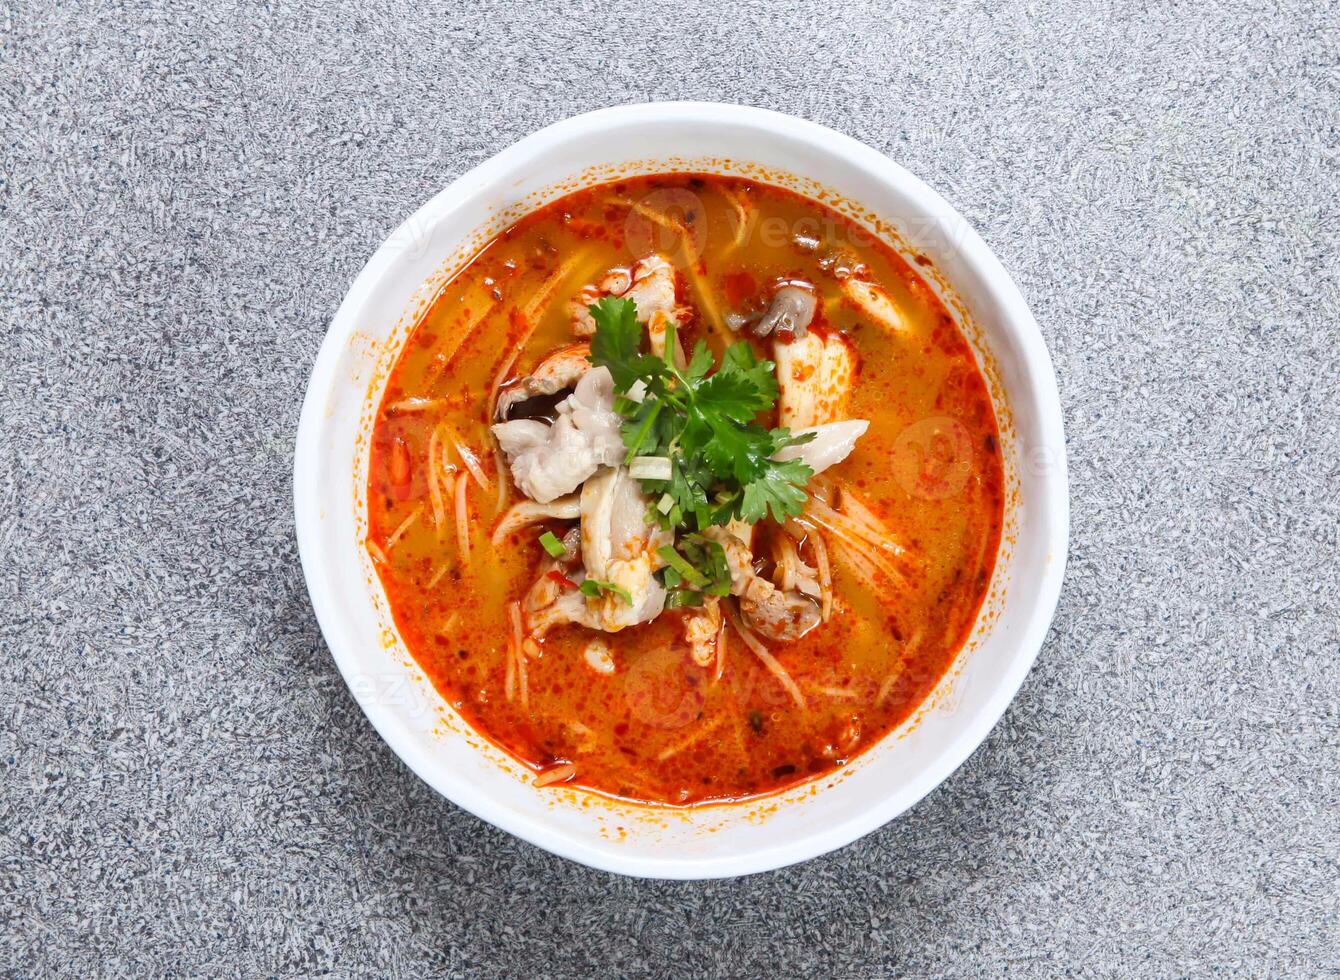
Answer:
623;254;678;322
703;521;821;642
583;638;615;675
569;254;689;337
491;494;581;544
494;343;592;421
682;597;723;667
491;366;624;503
569;267;632;336
774;330;857;428
577;467;672;630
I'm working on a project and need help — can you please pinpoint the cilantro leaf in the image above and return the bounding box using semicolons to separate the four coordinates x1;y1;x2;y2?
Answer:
585;289;832;548
739;456;813;523
587;297;664;391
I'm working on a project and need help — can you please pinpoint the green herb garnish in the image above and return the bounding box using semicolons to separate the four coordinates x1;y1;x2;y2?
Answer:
538;530;568;559
587;296;815;534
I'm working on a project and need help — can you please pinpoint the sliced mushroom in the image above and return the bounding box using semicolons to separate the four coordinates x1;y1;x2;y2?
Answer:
752;284;817;339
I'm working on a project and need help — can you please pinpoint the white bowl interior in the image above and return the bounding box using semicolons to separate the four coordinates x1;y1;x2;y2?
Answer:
294;104;1068;879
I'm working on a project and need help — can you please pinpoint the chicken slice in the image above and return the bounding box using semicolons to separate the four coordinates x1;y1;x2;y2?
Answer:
842;278;910;335
775;420;869;475
523;466;671;638
491;366;624;503
577;466;671;630
774;330;857;428
494;343;591;421
622;254;678;322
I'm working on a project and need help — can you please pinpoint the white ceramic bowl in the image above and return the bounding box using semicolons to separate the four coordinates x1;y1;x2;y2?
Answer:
294;102;1068;879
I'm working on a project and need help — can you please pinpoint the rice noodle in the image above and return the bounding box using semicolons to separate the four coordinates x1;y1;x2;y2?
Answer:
837;488;896;546
424;296;499;382
721;185;752;251
712;617;728;685
365;539;388;565
426;425;447;536
534;763;577;787
877;629;924;706
504;602;520;702
725;604;806;711
617;197;730;344
385;396;446;414
385;503;423;551
656;717;725;762
426;564;449;590
444;423;492;491
486;344;523;422
492;442;510;516
829;539;884;594
808;527;833;621
807;493;906;560
876;674;898;707
454;473;471;562
803;505;907;585
810;683;860;700
508;601;529;709
522;254;584;325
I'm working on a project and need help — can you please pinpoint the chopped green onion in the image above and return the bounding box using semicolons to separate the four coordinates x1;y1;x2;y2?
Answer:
629;455;673;481
657;492;675;515
657;545;708;589
579;578;633;604
665;589;705;609
538;530;567;559
625;378;648;403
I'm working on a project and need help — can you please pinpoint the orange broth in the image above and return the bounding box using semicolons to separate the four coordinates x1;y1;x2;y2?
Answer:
367;174;1004;805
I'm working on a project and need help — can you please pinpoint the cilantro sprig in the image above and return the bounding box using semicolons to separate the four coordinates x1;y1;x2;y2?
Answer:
586;297;815;601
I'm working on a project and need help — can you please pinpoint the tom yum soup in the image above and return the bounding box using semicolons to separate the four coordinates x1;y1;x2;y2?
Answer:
367;175;1004;805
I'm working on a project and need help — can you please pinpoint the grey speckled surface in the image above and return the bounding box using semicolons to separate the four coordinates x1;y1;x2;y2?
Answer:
2;0;1337;976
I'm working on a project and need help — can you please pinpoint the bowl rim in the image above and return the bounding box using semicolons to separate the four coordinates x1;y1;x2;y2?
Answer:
294;101;1069;879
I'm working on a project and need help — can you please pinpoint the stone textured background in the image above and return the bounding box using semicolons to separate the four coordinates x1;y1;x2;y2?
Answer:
3;0;1337;976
